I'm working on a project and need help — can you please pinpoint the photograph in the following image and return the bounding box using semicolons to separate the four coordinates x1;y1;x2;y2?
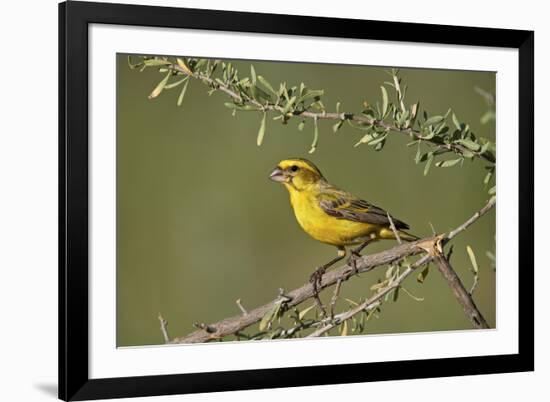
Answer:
116;54;496;347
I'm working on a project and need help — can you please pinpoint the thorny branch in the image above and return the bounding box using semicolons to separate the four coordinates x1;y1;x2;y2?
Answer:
308;254;432;337
432;255;489;329
158;313;170;344
169;197;495;343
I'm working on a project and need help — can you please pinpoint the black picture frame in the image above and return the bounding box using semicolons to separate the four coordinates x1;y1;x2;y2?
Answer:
59;1;534;400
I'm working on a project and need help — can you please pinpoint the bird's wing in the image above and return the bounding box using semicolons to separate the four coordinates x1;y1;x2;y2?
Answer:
317;185;410;229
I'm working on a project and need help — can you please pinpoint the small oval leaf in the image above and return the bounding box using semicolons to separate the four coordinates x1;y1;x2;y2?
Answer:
176;58;193;75
466;245;479;274
148;72;171;99
424;115;444;126
435;158;462;168
257;112;267;146
381;86;389;117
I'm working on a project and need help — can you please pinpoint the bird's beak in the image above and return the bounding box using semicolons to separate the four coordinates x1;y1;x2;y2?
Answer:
269;167;287;182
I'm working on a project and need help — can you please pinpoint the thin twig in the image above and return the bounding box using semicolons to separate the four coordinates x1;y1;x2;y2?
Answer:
469;274;479;296
158;313;170;344
236;299;248;316
447;196;495;240
312;290;327;318
387;212;402;244
329;279;343;319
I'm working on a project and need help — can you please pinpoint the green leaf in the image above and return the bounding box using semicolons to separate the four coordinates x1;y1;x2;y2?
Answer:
479;142;491;155
148;72;171;99
381;86;389;117
488;185;496;195
164;76;188;90
374;139;386;151
176;79;190;106
257;75;277;96
480;110;496;124
250;65;257;85
143;58;172;67
414;146;423;164
298;89;324;104
279;82;288;99
309;118;319;154
252;85;273;102
127;56;143;69
340;319;348;336
461;149;475;159
354;132;374;147
298;304;316;320
299;82;306;97
298;120;305;131
257;112;267;146
281;96;296;115
400;287;425;302
457;138;481;151
417;265;430;283
424;115;444;126
176;58;193;75
368;133;387;146
259;301;282;331
332;121;343;133
422;129;436;140
194;59;206;71
423;153;434;176
392;286;400;302
452;113;461;130
410;102;419;119
434;122;448;135
435;158;462;168
484;169;493;185
466;245;479;274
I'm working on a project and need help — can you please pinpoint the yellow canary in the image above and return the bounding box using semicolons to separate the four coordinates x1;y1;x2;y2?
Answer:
269;158;417;284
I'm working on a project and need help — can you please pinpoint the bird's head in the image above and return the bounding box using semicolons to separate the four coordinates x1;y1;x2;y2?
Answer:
269;158;325;191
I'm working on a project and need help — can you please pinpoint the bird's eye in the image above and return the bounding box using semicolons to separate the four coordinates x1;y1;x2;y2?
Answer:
290;165;299;172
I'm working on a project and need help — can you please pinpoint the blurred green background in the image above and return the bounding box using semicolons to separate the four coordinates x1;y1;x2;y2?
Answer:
116;54;496;347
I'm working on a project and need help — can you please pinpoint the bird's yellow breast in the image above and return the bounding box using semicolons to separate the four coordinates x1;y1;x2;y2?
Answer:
287;185;381;246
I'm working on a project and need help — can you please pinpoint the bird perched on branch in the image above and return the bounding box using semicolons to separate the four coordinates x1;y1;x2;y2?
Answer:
269;158;418;293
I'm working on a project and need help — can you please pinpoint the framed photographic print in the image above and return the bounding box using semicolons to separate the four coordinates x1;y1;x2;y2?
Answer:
59;1;534;400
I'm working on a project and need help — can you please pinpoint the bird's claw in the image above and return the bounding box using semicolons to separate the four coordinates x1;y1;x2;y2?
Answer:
309;266;326;292
347;251;362;276
309;267;327;316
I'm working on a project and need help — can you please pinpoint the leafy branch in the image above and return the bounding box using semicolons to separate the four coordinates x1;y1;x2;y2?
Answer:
128;56;496;193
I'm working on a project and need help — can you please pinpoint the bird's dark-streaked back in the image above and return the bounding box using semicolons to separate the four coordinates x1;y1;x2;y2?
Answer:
316;182;410;230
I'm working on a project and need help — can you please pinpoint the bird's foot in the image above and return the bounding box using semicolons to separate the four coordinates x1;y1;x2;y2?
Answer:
309;266;327;317
347;250;362;276
346;240;372;277
309;266;326;293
